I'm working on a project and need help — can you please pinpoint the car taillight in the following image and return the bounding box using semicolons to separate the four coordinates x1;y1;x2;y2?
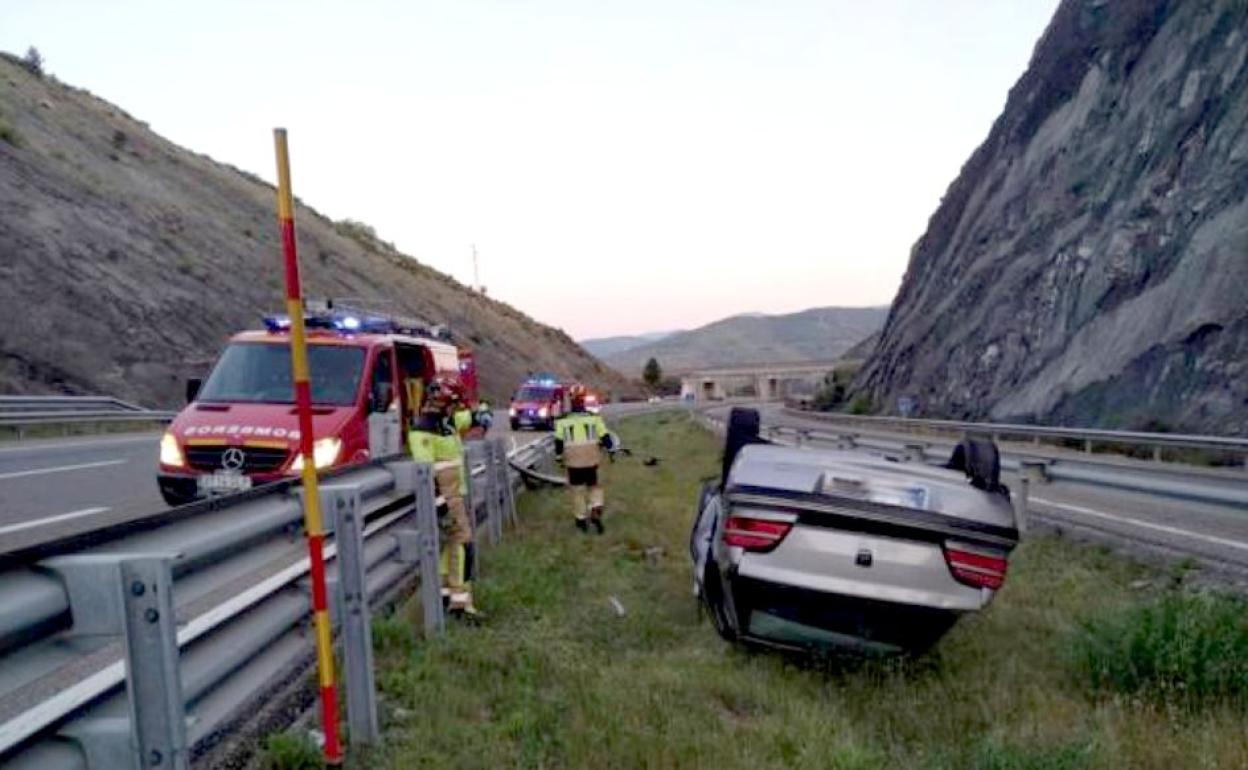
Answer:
722;515;792;552
943;542;1008;590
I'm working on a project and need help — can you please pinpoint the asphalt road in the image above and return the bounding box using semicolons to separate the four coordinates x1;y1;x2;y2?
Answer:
704;402;1248;579
0;405;658;553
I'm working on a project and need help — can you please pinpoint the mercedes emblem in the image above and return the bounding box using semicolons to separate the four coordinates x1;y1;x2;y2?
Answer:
221;447;246;471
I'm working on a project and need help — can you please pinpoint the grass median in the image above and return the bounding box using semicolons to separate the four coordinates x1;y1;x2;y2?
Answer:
310;411;1247;769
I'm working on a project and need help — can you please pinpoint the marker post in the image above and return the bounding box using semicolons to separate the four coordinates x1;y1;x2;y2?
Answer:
273;128;343;765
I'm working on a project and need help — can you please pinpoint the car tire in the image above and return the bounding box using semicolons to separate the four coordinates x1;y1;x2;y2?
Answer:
722;407;762;487
701;561;737;643
510;419;520;431
159;488;196;508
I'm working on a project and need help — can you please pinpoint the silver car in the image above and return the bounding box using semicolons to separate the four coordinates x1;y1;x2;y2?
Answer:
691;408;1019;654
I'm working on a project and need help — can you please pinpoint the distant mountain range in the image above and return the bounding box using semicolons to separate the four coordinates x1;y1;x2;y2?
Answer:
579;331;679;359
592;306;889;375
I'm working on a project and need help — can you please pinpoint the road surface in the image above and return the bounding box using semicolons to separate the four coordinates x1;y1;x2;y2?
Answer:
0;404;667;554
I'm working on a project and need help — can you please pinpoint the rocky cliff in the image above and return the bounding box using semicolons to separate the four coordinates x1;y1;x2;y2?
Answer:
857;0;1248;434
0;54;629;406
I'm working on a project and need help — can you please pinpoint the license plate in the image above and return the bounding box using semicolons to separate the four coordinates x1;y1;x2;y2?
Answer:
197;472;253;495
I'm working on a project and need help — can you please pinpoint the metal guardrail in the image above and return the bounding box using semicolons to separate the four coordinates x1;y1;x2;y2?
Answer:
0;397;174;434
0;434;555;769
781;406;1248;463
0;397;149;413
698;409;1248;510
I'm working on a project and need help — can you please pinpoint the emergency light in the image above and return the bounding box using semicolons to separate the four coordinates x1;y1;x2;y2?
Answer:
263;307;451;340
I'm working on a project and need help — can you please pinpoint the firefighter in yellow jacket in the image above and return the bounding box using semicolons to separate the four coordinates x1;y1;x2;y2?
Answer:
409;377;478;618
554;384;619;534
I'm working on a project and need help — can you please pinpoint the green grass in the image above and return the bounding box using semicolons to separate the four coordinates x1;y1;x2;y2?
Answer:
356;412;1248;769
1073;592;1248;710
259;730;323;769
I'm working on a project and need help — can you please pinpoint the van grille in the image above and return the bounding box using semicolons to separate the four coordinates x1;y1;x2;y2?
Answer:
186;445;290;474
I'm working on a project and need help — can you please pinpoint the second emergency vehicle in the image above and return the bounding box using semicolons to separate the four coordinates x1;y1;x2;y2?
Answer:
508;375;566;431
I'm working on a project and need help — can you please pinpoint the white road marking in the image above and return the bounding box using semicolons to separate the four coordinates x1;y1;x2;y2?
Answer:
0;506;111;537
1031;496;1248;553
0;459;127;481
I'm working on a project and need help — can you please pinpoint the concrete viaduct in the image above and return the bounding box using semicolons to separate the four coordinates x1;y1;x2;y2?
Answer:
679;362;838;401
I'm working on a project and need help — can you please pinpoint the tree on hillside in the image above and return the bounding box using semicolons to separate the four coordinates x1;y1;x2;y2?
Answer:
643;357;662;389
23;47;44;78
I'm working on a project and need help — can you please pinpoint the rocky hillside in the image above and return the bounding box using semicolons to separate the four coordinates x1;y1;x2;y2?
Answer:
857;0;1248;434
0;54;629;406
604;306;887;375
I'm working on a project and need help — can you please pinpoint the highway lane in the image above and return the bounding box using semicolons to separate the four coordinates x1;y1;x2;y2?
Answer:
0;432;165;532
703;402;1248;575
0;406;603;552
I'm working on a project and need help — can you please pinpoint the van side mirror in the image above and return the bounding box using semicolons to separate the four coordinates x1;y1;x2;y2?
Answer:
371;381;394;413
185;378;202;403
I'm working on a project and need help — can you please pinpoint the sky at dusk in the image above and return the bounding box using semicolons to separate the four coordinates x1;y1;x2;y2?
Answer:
1;0;1059;338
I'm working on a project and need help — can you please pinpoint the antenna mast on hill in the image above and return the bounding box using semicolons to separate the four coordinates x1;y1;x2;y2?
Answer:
472;244;481;293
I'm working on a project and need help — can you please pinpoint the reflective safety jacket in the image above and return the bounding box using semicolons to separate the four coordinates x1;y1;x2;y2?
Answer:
409;415;467;493
554;410;615;469
452;407;474;437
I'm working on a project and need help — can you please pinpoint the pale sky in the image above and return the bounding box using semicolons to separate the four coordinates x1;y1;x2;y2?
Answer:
1;0;1059;339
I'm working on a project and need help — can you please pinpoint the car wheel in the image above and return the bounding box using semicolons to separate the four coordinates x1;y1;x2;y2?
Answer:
722;407;762;486
701;561;737;643
159;488;196;507
510;419;520;431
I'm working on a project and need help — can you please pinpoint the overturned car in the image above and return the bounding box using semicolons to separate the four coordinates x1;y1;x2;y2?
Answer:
691;408;1020;655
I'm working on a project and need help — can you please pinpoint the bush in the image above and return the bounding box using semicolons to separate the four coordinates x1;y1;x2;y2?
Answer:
22;46;43;77
847;396;872;415
1072;592;1248;709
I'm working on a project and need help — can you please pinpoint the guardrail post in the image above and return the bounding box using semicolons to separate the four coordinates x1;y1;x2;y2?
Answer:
496;439;518;527
120;556;188;770
463;441;483;535
484;439;504;543
414;463;445;636
328;483;379;746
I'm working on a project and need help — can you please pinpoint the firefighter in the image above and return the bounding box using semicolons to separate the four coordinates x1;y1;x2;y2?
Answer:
554;384;618;534
408;377;479;619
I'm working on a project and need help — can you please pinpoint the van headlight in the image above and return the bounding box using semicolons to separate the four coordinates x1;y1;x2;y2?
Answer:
538;407;549;418
291;438;342;472
159;432;185;467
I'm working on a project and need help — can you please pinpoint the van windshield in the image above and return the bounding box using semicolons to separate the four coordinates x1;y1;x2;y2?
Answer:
515;386;554;401
198;343;366;406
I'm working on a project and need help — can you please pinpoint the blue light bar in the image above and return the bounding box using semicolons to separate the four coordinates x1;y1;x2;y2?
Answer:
263;314;292;332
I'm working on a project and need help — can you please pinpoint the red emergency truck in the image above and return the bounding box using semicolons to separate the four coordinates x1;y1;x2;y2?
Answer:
157;308;476;506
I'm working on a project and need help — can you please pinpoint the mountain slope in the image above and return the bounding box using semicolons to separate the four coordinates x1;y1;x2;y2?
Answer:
580;331;677;359
0;54;629;406
857;0;1248;434
604;307;888;375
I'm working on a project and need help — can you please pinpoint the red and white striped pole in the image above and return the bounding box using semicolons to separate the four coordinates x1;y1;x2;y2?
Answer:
273;128;342;765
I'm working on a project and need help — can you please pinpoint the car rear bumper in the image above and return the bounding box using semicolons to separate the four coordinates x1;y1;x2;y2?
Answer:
727;574;961;653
